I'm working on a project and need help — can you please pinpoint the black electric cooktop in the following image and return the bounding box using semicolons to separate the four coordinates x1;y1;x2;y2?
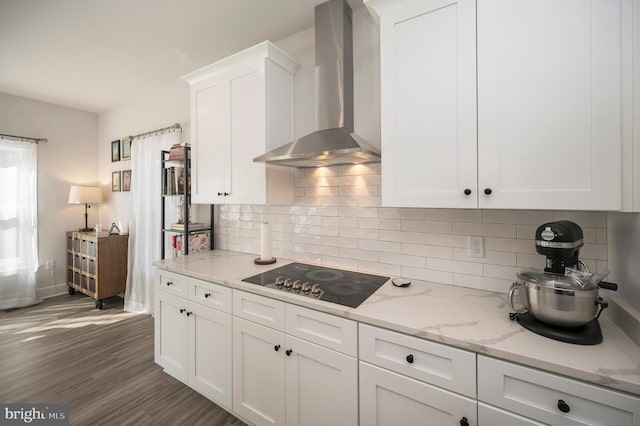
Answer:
242;262;390;308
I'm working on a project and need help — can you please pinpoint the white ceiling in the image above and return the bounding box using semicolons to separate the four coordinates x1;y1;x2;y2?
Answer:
0;0;362;114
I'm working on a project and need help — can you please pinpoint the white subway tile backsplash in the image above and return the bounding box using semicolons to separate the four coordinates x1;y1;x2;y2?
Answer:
483;210;553;225
401;220;452;233
379;230;426;244
216;164;609;295
426;258;484;276
453;222;517;238
402;243;452;259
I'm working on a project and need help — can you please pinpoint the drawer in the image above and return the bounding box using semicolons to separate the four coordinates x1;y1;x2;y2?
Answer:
478;403;544;426
189;278;232;314
233;290;285;331
285;304;357;357
156;270;188;298
478;355;640;426
359;323;476;398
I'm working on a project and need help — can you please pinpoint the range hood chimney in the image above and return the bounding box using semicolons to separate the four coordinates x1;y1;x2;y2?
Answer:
253;0;380;168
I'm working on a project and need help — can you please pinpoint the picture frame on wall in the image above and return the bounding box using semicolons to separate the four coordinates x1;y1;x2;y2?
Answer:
111;140;120;162
112;171;121;192
122;170;131;192
121;137;131;161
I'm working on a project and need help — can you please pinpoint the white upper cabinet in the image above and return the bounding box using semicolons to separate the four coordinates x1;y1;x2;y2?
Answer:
182;41;298;205
477;0;624;210
367;0;478;208
367;0;633;210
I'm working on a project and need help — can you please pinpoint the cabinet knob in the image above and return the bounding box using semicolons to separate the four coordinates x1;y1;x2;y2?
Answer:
204;293;211;298
460;417;469;426
464;188;472;196
224;192;230;196
166;281;173;286
484;188;492;195
217;192;223;196
179;308;186;314
286;349;293;356
406;354;414;364
186;311;193;317
274;344;281;352
557;399;570;413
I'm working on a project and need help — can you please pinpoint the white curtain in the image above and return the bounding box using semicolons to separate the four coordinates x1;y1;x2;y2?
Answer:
0;138;39;310
124;129;180;314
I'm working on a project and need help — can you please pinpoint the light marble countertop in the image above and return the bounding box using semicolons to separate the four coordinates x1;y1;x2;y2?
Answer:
153;250;640;397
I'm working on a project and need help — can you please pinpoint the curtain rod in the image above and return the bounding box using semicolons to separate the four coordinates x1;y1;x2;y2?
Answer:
0;132;48;144
129;123;181;140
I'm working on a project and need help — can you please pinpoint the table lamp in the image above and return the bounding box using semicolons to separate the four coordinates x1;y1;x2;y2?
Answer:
68;185;103;232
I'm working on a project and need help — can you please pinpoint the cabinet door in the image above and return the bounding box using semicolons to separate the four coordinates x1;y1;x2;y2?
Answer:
188;302;232;410
227;69;267;205
477;0;624;210
478;403;545;426
377;0;477;207
192;81;229;204
154;290;188;382
360;362;477;426
233;317;285;426
285;336;357;426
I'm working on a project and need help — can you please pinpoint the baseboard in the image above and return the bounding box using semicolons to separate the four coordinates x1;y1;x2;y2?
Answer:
37;283;69;300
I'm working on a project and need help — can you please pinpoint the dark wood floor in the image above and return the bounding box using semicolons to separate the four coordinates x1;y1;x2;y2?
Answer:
0;294;247;426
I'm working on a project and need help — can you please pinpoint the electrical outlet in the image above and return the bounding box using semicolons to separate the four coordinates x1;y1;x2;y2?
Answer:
468;236;484;258
45;259;55;270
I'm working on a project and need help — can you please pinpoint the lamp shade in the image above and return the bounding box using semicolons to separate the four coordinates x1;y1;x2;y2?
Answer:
68;186;103;204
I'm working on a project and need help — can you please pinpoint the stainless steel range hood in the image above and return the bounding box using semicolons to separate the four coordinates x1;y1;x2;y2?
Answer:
253;0;380;168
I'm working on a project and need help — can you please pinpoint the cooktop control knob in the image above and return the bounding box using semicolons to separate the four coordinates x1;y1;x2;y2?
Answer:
292;280;303;292
311;283;321;296
275;277;285;288
284;278;294;290
302;282;312;294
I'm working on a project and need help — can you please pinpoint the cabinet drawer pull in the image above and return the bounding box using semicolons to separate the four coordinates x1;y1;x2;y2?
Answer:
484;188;492;195
166;281;173;286
557;399;570;413
464;188;472;195
204;293;211;298
286;349;293;356
186;311;193;317
406;354;414;364
217;192;223;196
274;344;281;352
460;417;469;426
224;192;230;196
179;308;186;314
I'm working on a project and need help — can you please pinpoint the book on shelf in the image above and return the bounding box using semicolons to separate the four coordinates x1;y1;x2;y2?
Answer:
168;143;191;160
162;166;185;195
170;222;206;231
171;232;209;257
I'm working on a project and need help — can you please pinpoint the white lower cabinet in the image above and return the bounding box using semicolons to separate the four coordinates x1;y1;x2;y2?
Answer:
360;362;477;426
154;273;232;410
359;324;477;425
232;290;358;426
478;403;544;426
478;355;640;426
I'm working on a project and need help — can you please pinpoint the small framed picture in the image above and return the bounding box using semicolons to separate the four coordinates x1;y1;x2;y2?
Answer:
121;137;131;161
122;170;131;192
111;140;120;162
112;171;121;192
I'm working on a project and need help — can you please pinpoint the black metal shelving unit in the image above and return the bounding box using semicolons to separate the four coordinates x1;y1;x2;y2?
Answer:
161;147;214;259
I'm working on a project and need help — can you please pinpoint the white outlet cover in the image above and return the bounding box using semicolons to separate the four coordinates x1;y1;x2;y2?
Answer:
468;236;484;258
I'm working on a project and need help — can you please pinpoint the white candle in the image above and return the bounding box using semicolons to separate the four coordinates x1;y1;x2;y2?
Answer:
260;222;272;261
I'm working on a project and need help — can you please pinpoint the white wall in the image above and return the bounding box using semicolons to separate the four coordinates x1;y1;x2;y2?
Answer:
607;213;640;310
0;92;98;298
